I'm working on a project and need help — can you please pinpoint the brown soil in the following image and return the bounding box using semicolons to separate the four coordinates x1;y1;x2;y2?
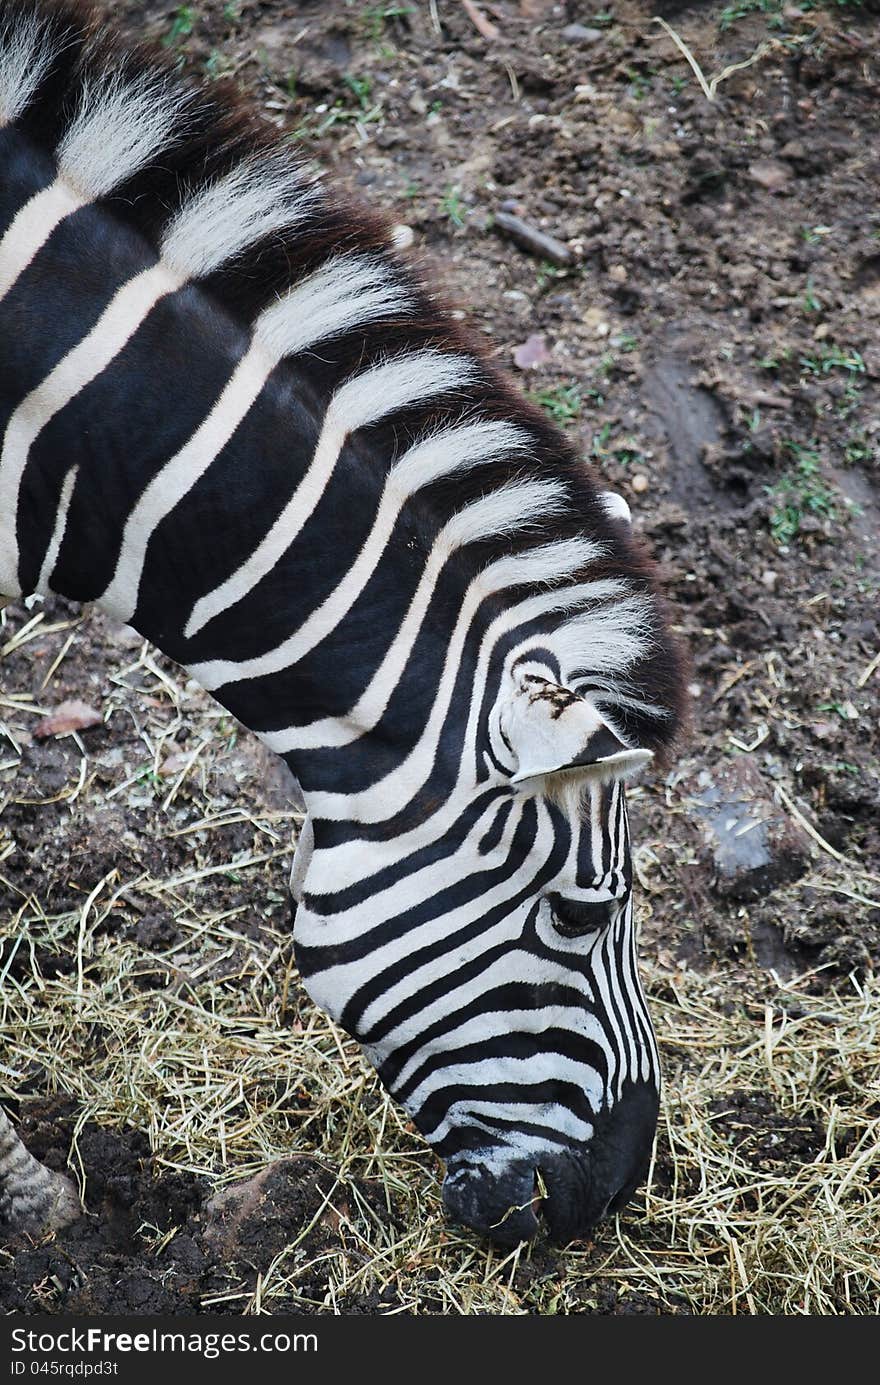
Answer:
1;0;878;1315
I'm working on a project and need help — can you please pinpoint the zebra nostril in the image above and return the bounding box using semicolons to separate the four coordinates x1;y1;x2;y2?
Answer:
442;1158;541;1246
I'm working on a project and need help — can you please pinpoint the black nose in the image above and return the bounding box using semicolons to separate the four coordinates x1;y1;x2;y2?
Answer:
442;1157;540;1246
442;1081;659;1247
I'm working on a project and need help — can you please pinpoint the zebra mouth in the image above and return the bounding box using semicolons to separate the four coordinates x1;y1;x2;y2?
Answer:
440;1083;660;1246
441;1159;543;1246
442;1151;646;1247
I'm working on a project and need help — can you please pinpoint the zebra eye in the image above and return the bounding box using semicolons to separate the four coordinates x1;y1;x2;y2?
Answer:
548;892;615;938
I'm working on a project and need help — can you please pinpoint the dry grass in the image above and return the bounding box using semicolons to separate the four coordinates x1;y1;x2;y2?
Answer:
1;601;879;1315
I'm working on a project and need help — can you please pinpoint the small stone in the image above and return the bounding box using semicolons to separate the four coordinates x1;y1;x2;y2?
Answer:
813;322;831;340
761;569;778;589
608;263;628;284
561;24;604;44
158;750;191;777
748;159;792;192
688;682;703;699
574;82;598;102
583;306;609;337
684;757;813;901
631;473;649;494
390;223;414;250
810;721;837;741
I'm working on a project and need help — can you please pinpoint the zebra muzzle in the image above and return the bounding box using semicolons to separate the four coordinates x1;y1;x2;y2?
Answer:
442;1158;542;1246
441;1083;660;1247
441;1149;641;1248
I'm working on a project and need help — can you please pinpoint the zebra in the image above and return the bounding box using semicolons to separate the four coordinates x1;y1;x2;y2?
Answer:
0;0;685;1248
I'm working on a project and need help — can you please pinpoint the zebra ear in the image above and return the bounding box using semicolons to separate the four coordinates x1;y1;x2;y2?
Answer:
497;671;652;787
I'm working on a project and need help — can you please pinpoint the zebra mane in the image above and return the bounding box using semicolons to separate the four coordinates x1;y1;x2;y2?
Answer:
0;0;687;757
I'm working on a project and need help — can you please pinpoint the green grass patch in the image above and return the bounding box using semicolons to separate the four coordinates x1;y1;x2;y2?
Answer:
767;444;838;544
162;5;196;46
529;384;583;427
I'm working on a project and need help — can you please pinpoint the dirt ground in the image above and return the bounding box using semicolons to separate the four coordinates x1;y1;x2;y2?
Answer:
1;0;878;1315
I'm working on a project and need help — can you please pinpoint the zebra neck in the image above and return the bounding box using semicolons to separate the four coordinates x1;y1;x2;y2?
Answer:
0;32;685;793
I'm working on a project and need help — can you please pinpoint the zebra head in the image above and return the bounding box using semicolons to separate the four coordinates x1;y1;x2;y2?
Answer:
291;658;660;1247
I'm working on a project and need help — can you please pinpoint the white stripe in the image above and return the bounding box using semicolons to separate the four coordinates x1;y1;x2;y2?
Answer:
0;180;84;303
364;948;601;1075
261;546;606;768
98;337;275;622
556;596;654;678
297;578;625;895
99;255;411;624
0;262;181;595
192;474;566;693
183;351;478;638
301;792;524;953
0;61;189;305
263;421;527;663
427;1098;593;1148
37;466;78;593
280;545;607;827
253;253;407;361
404;1054;604;1129
301;802;551;1016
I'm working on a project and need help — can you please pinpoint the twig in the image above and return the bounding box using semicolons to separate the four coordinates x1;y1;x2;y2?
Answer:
856;649;880;689
493;211;572;266
773;781;848;865
712;659;755;704
652;17;772;103
460;0;500;42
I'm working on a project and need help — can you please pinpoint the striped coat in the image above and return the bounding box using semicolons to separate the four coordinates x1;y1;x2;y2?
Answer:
0;0;684;1245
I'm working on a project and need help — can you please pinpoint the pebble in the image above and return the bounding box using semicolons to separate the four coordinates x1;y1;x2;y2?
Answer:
631;473;649;493
748;159;792;192
684;757;813;901
390;223;415;250
561;24;604;44
583;306;610;337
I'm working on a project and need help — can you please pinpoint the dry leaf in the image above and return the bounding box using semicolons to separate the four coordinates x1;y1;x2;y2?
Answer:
512;333;552;370
34;700;102;739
